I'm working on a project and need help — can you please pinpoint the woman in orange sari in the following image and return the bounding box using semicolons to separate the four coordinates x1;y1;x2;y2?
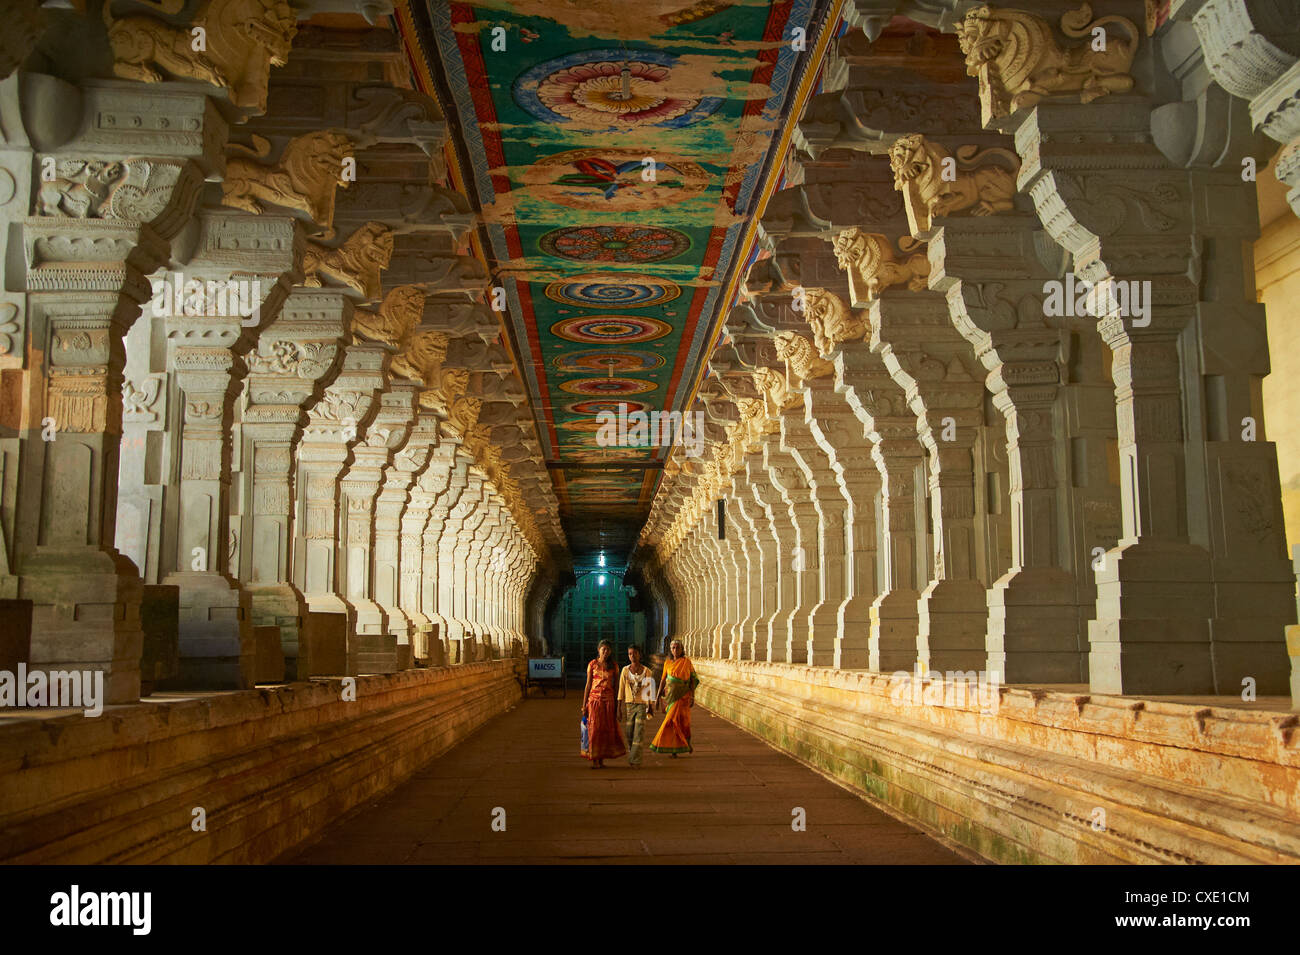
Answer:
650;639;699;757
581;639;627;768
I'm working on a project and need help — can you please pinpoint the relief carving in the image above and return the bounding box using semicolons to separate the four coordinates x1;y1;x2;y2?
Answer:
774;331;834;383
956;3;1138;124
888;133;1019;234
104;0;297;113
832;228;929;303
37;159;181;222
352;285;423;347
803;286;867;356
222;130;354;236
391;329;449;386
301;221;394;300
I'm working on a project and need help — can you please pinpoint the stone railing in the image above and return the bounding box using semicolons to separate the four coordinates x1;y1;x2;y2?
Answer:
694;659;1300;864
0;661;522;863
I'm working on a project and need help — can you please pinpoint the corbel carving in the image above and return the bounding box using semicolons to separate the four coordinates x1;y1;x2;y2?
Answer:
390;329;449;385
774;331;834;383
104;0;297;112
888;133;1019;234
221;129;354;236
301;221;394;299
956;3;1139;125
803;286;868;356
832;228;929;303
351;284;423;346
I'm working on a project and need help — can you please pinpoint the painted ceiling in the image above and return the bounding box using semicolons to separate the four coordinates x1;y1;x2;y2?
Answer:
401;0;838;558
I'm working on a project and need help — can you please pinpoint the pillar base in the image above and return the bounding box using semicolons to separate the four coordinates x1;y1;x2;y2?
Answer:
919;577;990;672
987;566;1083;683
870;588;920;674
1088;540;1214;695
837;597;872;669
164;571;254;691
804;607;839;666
248;582;307;681
21;548;144;704
1209;576;1294;695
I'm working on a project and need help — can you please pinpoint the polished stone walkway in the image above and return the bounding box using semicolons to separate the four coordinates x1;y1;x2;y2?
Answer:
279;694;970;864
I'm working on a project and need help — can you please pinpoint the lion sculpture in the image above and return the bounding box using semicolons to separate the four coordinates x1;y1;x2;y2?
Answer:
302;222;394;300
832;229;930;305
774;331;834;383
957;3;1137;123
888;133;1018;234
104;0;296;112
222;129;354;237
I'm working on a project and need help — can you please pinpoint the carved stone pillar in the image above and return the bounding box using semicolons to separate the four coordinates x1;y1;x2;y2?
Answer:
961;1;1295;692
341;382;416;673
13;81;219;703
160;210;298;689
837;333;926;673
240;288;347;680
746;454;789;663
869;291;989;672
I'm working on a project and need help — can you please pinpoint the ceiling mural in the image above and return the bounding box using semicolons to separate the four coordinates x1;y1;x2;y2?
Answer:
401;0;838;557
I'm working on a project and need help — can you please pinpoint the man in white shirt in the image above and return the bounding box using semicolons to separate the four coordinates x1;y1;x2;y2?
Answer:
617;645;657;767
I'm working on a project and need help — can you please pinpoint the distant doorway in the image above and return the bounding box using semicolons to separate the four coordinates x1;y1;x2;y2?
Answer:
551;570;645;681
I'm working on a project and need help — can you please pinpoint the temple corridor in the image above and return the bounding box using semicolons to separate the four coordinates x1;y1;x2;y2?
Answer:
279;695;968;864
1;0;1299;877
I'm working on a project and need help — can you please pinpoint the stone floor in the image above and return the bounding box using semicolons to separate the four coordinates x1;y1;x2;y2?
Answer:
278;693;971;864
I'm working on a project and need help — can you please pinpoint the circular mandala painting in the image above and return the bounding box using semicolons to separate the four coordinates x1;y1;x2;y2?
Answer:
553;349;665;373
525;148;710;212
550;314;673;343
545;274;680;309
540;225;689;264
566;398;650;415
559;377;657;396
513;49;723;130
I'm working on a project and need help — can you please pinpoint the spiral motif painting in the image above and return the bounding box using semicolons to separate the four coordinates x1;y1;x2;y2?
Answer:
513;49;723;130
550;314;673;343
540;225;690;263
559;377;657;396
545;275;681;309
553;349;665;373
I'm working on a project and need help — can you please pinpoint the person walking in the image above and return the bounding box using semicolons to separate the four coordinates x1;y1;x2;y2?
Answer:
581;639;626;769
649;638;699;757
617;645;657;768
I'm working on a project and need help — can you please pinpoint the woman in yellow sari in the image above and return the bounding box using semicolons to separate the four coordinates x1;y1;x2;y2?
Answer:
650;639;699;756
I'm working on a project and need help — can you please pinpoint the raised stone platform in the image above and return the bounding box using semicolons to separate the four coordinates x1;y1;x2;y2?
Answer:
694;660;1300;864
0;661;522;863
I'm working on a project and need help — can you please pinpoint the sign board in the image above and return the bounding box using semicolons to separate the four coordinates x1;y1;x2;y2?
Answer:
526;657;566;697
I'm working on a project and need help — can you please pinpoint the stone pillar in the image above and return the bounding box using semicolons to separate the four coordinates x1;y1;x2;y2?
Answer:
341;382;417;673
746;455;788;662
294;344;386;626
961;1;1296;692
240;288;347;681
869;291;990;672
764;443;815;665
13;82;219;703
161;212;298;689
432;453;469;661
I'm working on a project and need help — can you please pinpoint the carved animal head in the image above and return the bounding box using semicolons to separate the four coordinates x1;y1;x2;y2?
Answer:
284;128;354;195
774;330;832;382
391;329;449;385
955;6;1008;71
888;133;936;191
803;288;862;355
377;285;424;340
242;0;299;67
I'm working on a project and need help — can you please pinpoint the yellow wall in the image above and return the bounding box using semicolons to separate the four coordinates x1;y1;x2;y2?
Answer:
1259;210;1300;557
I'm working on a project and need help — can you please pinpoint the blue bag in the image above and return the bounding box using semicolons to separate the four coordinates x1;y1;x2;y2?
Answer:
580;714;589;754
